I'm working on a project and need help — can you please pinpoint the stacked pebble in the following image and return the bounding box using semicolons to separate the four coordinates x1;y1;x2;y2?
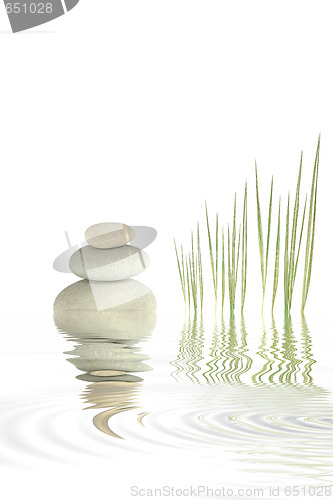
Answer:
69;222;150;281
54;222;156;388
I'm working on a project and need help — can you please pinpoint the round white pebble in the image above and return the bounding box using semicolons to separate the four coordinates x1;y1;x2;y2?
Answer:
85;222;135;249
69;244;150;281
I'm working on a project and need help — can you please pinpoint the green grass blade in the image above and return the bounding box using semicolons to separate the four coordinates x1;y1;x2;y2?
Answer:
174;239;186;305
241;182;248;312
231;195;238;314
288;153;303;310
302;146;318;309
304;150;319;305
264;176;274;285
284;194;290;316
227;225;233;312
185;254;191;314
292;195;307;293
302;136;320;311
272;197;281;313
205;201;217;301
197;222;203;314
255;164;265;294
188;251;192;303
189;244;197;315
190;234;195;312
215;213;219;300
232;194;236;282
222;227;225;313
235;224;241;290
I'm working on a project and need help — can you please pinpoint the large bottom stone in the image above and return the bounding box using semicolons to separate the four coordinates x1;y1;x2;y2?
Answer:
53;279;156;340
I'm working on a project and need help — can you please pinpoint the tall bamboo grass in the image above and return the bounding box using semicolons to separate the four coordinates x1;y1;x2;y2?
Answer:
175;225;204;317
175;138;320;318
283;148;316;315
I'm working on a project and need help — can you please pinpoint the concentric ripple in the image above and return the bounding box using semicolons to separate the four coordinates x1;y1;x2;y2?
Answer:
84;380;333;482
3;311;333;487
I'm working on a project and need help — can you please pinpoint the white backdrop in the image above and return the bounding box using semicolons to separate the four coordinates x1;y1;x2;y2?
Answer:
0;1;332;316
1;1;333;498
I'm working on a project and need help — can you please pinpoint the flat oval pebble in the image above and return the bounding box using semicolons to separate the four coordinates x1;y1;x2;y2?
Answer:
69;244;149;281
85;222;135;249
77;373;143;383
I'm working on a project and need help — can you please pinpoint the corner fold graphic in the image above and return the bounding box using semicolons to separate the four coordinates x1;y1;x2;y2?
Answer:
4;0;80;33
64;0;79;11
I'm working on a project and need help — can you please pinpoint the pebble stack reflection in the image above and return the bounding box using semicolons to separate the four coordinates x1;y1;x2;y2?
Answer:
53;223;157;434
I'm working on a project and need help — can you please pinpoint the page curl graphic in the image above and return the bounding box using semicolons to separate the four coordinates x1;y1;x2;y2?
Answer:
4;0;80;33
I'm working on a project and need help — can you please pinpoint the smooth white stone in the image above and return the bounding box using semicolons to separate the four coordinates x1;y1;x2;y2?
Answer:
53;279;156;340
85;222;135;249
69;244;149;281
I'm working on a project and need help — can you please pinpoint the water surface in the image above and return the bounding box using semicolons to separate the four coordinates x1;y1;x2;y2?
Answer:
1;309;333;497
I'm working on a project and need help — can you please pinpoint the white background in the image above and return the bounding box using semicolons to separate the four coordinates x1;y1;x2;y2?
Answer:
1;1;333;498
0;0;332;315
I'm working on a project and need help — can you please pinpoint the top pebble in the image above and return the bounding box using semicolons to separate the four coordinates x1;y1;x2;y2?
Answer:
85;222;135;249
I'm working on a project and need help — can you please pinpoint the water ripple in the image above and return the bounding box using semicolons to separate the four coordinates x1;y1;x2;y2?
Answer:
0;390;115;469
47;313;333;484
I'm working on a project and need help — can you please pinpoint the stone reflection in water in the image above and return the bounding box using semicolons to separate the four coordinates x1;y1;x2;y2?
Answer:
54;278;156;438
